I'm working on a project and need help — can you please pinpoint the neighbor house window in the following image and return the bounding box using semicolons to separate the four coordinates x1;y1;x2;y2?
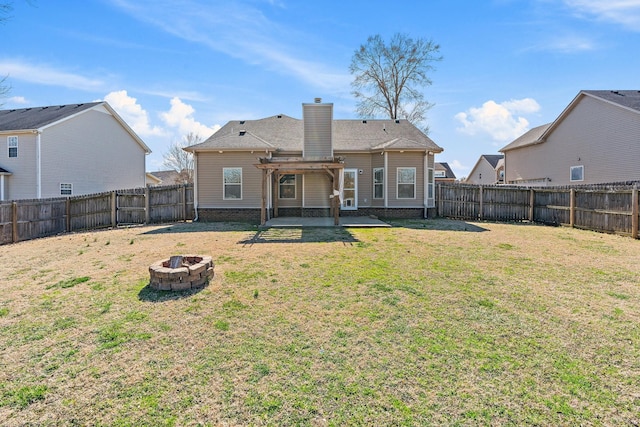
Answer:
223;168;242;199
570;165;584;182
279;174;296;199
8;136;18;158
373;168;384;199
397;167;416;199
60;183;72;195
434;170;446;178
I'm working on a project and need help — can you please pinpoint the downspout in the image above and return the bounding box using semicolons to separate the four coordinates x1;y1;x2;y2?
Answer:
0;175;4;201
36;130;42;198
383;151;388;208
424;151;428;218
193;152;199;221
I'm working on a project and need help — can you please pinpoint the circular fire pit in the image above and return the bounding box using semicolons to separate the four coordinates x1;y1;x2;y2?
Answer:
149;255;214;291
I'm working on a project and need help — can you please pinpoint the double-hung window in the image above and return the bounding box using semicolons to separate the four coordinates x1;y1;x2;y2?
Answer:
7;136;18;158
278;174;296;199
223;168;242;200
373;168;384;199
60;183;73;196
397;167;416;199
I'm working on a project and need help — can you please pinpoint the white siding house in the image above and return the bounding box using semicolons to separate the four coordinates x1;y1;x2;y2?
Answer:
0;102;150;200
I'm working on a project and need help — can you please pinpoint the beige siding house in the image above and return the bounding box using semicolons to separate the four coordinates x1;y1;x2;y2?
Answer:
434;162;456;183
185;100;443;223
464;154;504;185
500;90;640;186
0;102;150;200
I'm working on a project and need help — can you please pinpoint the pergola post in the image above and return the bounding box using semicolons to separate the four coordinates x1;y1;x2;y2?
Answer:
261;169;267;225
273;171;279;218
333;167;340;225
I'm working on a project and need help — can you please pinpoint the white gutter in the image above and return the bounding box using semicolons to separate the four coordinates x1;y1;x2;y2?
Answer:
424;151;428;217
384;151;388;208
0;175;4;201
193;153;199;221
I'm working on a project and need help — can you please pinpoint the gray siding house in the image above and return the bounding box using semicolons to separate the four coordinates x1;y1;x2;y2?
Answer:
185;100;443;224
500;90;640;186
464;154;504;185
0;102;151;200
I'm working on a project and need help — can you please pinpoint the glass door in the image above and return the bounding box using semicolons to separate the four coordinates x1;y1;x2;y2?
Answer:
342;169;357;210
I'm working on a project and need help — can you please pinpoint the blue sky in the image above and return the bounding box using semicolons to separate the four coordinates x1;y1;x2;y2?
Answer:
2;0;640;177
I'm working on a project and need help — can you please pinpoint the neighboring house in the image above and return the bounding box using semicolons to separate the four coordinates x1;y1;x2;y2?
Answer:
464;154;504;185
434;162;456;183
147;170;185;186
0;102;150;200
184;99;443;224
500;90;640;186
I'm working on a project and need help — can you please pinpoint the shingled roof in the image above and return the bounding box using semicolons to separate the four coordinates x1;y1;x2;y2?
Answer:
583;90;640;112
185;115;443;153
0;103;102;131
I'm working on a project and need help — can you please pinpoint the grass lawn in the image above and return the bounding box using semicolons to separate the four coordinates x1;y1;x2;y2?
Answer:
0;219;638;426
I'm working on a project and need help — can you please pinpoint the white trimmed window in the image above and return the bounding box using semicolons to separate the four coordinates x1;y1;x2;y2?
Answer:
570;165;584;182
397;167;416;199
60;183;72;195
223;168;242;200
373;168;384;199
279;174;296;199
434;170;446;178
428;168;434;199
7;136;18;158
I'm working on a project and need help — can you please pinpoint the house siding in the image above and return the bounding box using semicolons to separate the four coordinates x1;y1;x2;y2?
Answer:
40;109;146;198
387;152;425;207
303;103;333;157
466;159;499;185
303;173;332;208
506;95;640;185
196;151;263;208
340;152;372;208
2;132;38;200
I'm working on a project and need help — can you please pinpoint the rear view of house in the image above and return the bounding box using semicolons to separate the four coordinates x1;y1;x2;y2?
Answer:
0;102;150;200
185;99;443;224
500;90;640;186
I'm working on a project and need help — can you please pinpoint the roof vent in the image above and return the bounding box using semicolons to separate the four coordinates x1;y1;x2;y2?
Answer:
239;130;246;136
395;119;400;123
314;97;322;103
239;120;245;124
362;120;367;124
277;114;282;118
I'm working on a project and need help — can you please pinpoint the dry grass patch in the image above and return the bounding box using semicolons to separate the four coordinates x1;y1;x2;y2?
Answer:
0;219;638;425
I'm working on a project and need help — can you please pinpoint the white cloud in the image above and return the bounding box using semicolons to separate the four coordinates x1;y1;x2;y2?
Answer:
110;0;350;92
455;98;541;142
564;0;640;30
160;97;220;140
7;96;29;105
0;59;106;91
104;90;165;137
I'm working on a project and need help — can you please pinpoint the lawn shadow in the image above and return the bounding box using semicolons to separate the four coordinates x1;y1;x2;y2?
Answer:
138;283;207;302
387;218;489;232
239;227;359;245
141;221;258;235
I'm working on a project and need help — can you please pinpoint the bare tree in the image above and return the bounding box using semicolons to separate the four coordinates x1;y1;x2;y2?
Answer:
0;2;12;105
350;33;442;133
162;132;200;184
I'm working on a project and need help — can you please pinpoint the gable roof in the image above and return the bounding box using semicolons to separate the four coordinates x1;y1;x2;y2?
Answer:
185;115;443;153
435;162;456;179
481;154;504;168
0;102;151;154
501;90;640;153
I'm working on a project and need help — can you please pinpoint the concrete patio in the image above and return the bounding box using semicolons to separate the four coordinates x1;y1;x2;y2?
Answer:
263;216;391;228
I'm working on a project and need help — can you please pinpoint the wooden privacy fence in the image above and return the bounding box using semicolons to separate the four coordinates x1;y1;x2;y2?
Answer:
0;184;194;245
437;183;640;238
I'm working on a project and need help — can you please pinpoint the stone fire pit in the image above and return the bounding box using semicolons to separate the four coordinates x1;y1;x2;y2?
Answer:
149;255;214;291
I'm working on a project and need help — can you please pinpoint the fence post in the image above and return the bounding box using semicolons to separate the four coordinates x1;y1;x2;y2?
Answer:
570;188;576;228
66;197;71;232
111;191;117;228
478;185;483;220
145;186;151;224
12;201;18;243
181;184;187;222
529;189;535;222
632;185;638;239
437;183;442;217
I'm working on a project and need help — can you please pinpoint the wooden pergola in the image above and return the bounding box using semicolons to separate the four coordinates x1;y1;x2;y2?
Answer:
254;157;345;226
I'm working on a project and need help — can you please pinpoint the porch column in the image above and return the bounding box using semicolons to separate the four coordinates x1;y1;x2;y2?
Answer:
273;171;279;218
333;168;340;225
261;169;267;225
